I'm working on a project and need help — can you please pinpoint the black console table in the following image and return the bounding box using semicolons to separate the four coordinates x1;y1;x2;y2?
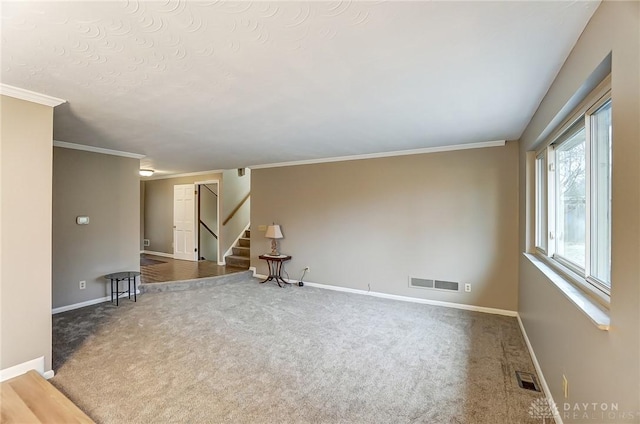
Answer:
104;271;140;305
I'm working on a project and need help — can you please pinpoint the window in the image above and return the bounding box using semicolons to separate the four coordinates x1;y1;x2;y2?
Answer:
534;83;612;297
589;100;612;288
535;153;547;252
554;124;587;269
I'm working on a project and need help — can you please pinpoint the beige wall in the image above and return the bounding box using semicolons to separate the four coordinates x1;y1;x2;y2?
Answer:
52;147;140;309
251;142;519;311
143;173;222;254
220;169;250;257
0;95;54;371
517;2;639;421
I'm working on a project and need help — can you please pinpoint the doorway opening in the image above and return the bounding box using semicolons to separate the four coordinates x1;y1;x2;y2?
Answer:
196;180;220;264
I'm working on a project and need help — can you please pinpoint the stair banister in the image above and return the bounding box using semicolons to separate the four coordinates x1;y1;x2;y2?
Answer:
222;192;250;226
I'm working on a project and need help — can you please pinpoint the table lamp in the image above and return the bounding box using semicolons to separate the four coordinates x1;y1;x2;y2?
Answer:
265;224;283;256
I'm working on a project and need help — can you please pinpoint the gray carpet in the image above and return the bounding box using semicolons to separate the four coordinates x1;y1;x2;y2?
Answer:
51;279;549;423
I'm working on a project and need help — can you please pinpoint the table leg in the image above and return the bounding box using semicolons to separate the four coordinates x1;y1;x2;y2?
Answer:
260;260;276;284
259;259;291;287
128;276;131;300
134;276;137;302
116;279;119;306
111;279;114;304
275;261;283;287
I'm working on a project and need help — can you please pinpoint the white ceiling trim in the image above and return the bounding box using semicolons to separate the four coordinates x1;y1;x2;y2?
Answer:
146;169;224;181
250;140;506;170
0;84;66;107
53;140;145;159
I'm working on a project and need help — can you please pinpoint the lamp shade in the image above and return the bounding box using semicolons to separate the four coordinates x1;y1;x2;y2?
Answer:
265;224;283;239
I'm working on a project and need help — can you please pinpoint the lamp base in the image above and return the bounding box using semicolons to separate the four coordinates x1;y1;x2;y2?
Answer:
270;239;279;256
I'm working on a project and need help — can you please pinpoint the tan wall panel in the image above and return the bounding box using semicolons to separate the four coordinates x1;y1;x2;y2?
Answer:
517;1;639;418
251;142;519;311
0;95;53;370
52;147;140;309
143;173;221;254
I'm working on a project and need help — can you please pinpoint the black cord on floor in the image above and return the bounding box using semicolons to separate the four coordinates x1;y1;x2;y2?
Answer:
298;269;307;287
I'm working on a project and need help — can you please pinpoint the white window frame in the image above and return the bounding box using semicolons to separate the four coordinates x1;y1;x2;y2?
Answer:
534;152;547;254
534;76;611;303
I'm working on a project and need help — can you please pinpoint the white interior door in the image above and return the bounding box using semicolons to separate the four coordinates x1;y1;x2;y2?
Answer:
173;184;196;261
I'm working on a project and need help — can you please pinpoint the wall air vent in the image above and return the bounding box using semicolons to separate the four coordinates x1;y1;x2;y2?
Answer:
409;277;459;292
409;277;434;289
516;371;541;392
434;280;459;291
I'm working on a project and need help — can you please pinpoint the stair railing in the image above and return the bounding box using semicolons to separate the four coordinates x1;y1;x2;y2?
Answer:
222;192;250;226
199;220;218;239
202;184;218;197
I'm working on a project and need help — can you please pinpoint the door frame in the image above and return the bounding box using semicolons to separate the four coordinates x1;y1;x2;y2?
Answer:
195;179;221;264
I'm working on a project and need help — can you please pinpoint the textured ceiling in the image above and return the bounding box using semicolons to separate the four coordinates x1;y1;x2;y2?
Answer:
1;1;598;174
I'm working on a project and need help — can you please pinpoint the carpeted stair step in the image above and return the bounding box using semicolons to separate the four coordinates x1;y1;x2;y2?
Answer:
226;255;250;269
238;237;250;248
232;246;250;257
140;270;253;293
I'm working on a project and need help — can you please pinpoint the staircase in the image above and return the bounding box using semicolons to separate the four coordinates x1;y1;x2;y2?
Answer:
224;228;250;269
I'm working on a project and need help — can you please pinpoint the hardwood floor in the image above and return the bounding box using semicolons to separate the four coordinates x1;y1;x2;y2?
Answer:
140;254;247;284
1;370;94;424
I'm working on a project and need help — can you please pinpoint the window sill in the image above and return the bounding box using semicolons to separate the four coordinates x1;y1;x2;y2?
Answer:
523;253;610;331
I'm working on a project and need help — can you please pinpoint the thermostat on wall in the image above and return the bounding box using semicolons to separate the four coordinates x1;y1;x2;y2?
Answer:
76;216;90;225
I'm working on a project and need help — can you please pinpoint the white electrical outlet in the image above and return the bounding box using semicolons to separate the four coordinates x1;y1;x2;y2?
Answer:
79;280;86;290
464;283;471;292
562;374;569;398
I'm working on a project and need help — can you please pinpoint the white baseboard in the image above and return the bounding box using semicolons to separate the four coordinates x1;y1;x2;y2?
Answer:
305;281;517;316
143;250;174;259
52;290;141;314
250;270;517;317
517;314;562;424
0;356;51;382
43;370;55;379
142;250;174;259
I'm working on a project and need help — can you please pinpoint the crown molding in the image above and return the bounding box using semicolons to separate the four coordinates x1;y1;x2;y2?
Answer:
146;169;224;180
250;140;506;170
0;83;66;107
53;140;145;159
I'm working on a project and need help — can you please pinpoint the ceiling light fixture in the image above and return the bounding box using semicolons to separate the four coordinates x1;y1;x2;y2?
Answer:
139;169;154;177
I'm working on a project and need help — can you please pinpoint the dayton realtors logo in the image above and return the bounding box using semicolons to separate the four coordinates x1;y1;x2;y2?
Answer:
528;399;639;422
562;402;639;421
528;398;556;423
